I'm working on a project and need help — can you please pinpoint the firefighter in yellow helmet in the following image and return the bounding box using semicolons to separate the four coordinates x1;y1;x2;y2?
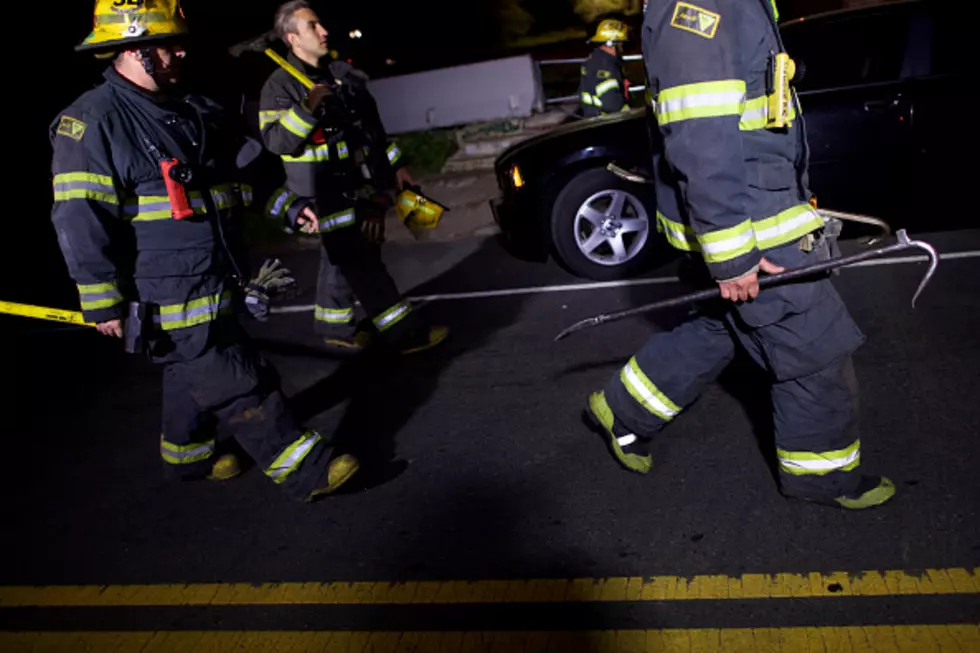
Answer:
578;18;631;118
50;0;361;500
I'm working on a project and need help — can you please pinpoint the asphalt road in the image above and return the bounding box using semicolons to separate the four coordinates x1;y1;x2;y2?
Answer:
2;227;978;651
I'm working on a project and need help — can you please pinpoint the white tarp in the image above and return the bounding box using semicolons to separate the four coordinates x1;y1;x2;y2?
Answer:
366;55;545;135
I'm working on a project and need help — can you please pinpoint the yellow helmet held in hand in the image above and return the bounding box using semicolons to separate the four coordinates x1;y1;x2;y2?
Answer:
590;19;629;44
395;185;448;231
76;0;188;54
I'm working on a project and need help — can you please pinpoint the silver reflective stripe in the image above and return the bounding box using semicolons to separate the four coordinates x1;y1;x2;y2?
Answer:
54;180;112;193
779;449;860;473
616;434;637;447
161;439;215;464
265;432;322;483
319;210;356;232
315;306;354;323
656;89;745;116
373;302;411;332
152;293;233;331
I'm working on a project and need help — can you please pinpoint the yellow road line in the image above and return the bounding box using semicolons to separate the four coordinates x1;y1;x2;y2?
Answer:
1;625;979;652
1;568;977;608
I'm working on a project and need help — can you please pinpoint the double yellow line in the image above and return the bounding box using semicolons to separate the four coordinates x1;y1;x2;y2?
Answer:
1;568;977;652
2;567;977;607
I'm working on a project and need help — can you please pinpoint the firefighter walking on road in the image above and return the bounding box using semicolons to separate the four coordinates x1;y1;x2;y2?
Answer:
578;18;632;118
51;0;359;501
259;0;448;355
584;0;895;509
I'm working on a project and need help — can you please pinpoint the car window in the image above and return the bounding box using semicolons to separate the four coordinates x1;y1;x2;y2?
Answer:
780;7;909;91
930;10;965;75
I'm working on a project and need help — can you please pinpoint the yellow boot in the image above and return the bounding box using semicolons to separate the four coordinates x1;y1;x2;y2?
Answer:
207;454;242;481
306;454;360;501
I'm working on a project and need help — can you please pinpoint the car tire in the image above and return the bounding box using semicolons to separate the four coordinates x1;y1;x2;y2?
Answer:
550;167;662;280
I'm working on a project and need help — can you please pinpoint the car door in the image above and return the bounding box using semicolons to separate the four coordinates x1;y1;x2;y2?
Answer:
898;5;972;229
781;4;917;221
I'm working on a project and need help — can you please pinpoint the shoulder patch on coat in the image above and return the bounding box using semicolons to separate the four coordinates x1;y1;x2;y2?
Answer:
274;96;293;108
670;2;720;39
597;70;612;79
56;115;87;141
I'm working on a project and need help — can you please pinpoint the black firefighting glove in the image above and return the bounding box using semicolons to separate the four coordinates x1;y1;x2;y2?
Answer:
359;195;391;245
362;214;386;244
244;258;296;320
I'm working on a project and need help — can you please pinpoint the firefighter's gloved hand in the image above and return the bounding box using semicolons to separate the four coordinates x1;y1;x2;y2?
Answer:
303;84;333;114
244;258;296;320
362;215;386;244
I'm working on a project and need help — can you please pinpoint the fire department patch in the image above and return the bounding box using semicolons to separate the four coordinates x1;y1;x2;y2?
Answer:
670;2;720;39
56;115;87;141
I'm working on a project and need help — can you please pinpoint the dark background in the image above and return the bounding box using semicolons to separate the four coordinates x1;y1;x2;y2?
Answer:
10;0;842;311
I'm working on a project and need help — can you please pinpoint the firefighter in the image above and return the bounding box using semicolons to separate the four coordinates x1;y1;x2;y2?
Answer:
578;18;631;118
51;0;359;502
259;0;448;354
584;0;895;509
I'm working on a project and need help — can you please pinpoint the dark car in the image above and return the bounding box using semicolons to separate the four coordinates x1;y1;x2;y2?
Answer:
490;0;968;280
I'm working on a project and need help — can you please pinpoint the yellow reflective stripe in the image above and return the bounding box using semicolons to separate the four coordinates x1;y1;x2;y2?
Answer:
581;92;594;106
655;79;746;126
265;431;322;484
595;78;620;97
319;209;355;233
154;292;233;331
281;107;315;138
259;110;285;129
337;141;350;160
755;204;824;250
77;281;122;311
698;219;757;264
620;357;681;421
314;306;354;324
160;438;215;465
265;187;298;219
658;204;822;257
282;144;331;163
387;143;402;164
656;212;700;252
778;440;860;476
52;172;119;205
373;301;411;332
740;95;798;131
123;185;248;221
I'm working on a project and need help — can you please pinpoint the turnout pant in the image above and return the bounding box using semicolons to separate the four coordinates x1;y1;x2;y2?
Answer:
159;324;333;501
603;237;867;500
313;197;423;343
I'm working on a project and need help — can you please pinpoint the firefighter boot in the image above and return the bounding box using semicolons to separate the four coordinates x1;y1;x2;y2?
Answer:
306;454;361;501
585;391;652;474
356;324;451;355
207;453;242;481
399;325;450;355
787;475;897;510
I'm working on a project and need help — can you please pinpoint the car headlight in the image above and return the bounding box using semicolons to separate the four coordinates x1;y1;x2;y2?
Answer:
510;165;524;189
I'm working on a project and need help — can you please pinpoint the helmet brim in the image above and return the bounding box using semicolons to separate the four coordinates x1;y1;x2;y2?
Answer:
75;30;187;54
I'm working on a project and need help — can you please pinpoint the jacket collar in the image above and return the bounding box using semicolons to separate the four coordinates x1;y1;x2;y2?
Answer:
103;64;183;105
286;51;329;84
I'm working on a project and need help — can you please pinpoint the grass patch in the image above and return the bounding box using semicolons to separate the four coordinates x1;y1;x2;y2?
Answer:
393;129;459;176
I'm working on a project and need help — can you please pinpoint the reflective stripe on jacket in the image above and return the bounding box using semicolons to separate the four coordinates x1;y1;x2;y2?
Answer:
641;0;818;280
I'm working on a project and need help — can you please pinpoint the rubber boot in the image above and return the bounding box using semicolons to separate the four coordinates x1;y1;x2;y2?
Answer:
306;454;360;501
207;453;241;481
585;391;652;474
787;475;897;510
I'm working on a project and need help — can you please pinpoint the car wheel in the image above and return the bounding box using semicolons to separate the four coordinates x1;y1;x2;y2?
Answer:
550;167;661;280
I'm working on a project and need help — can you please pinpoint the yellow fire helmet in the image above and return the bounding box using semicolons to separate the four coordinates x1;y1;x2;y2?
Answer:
76;0;188;54
395;185;449;231
590;19;629;44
